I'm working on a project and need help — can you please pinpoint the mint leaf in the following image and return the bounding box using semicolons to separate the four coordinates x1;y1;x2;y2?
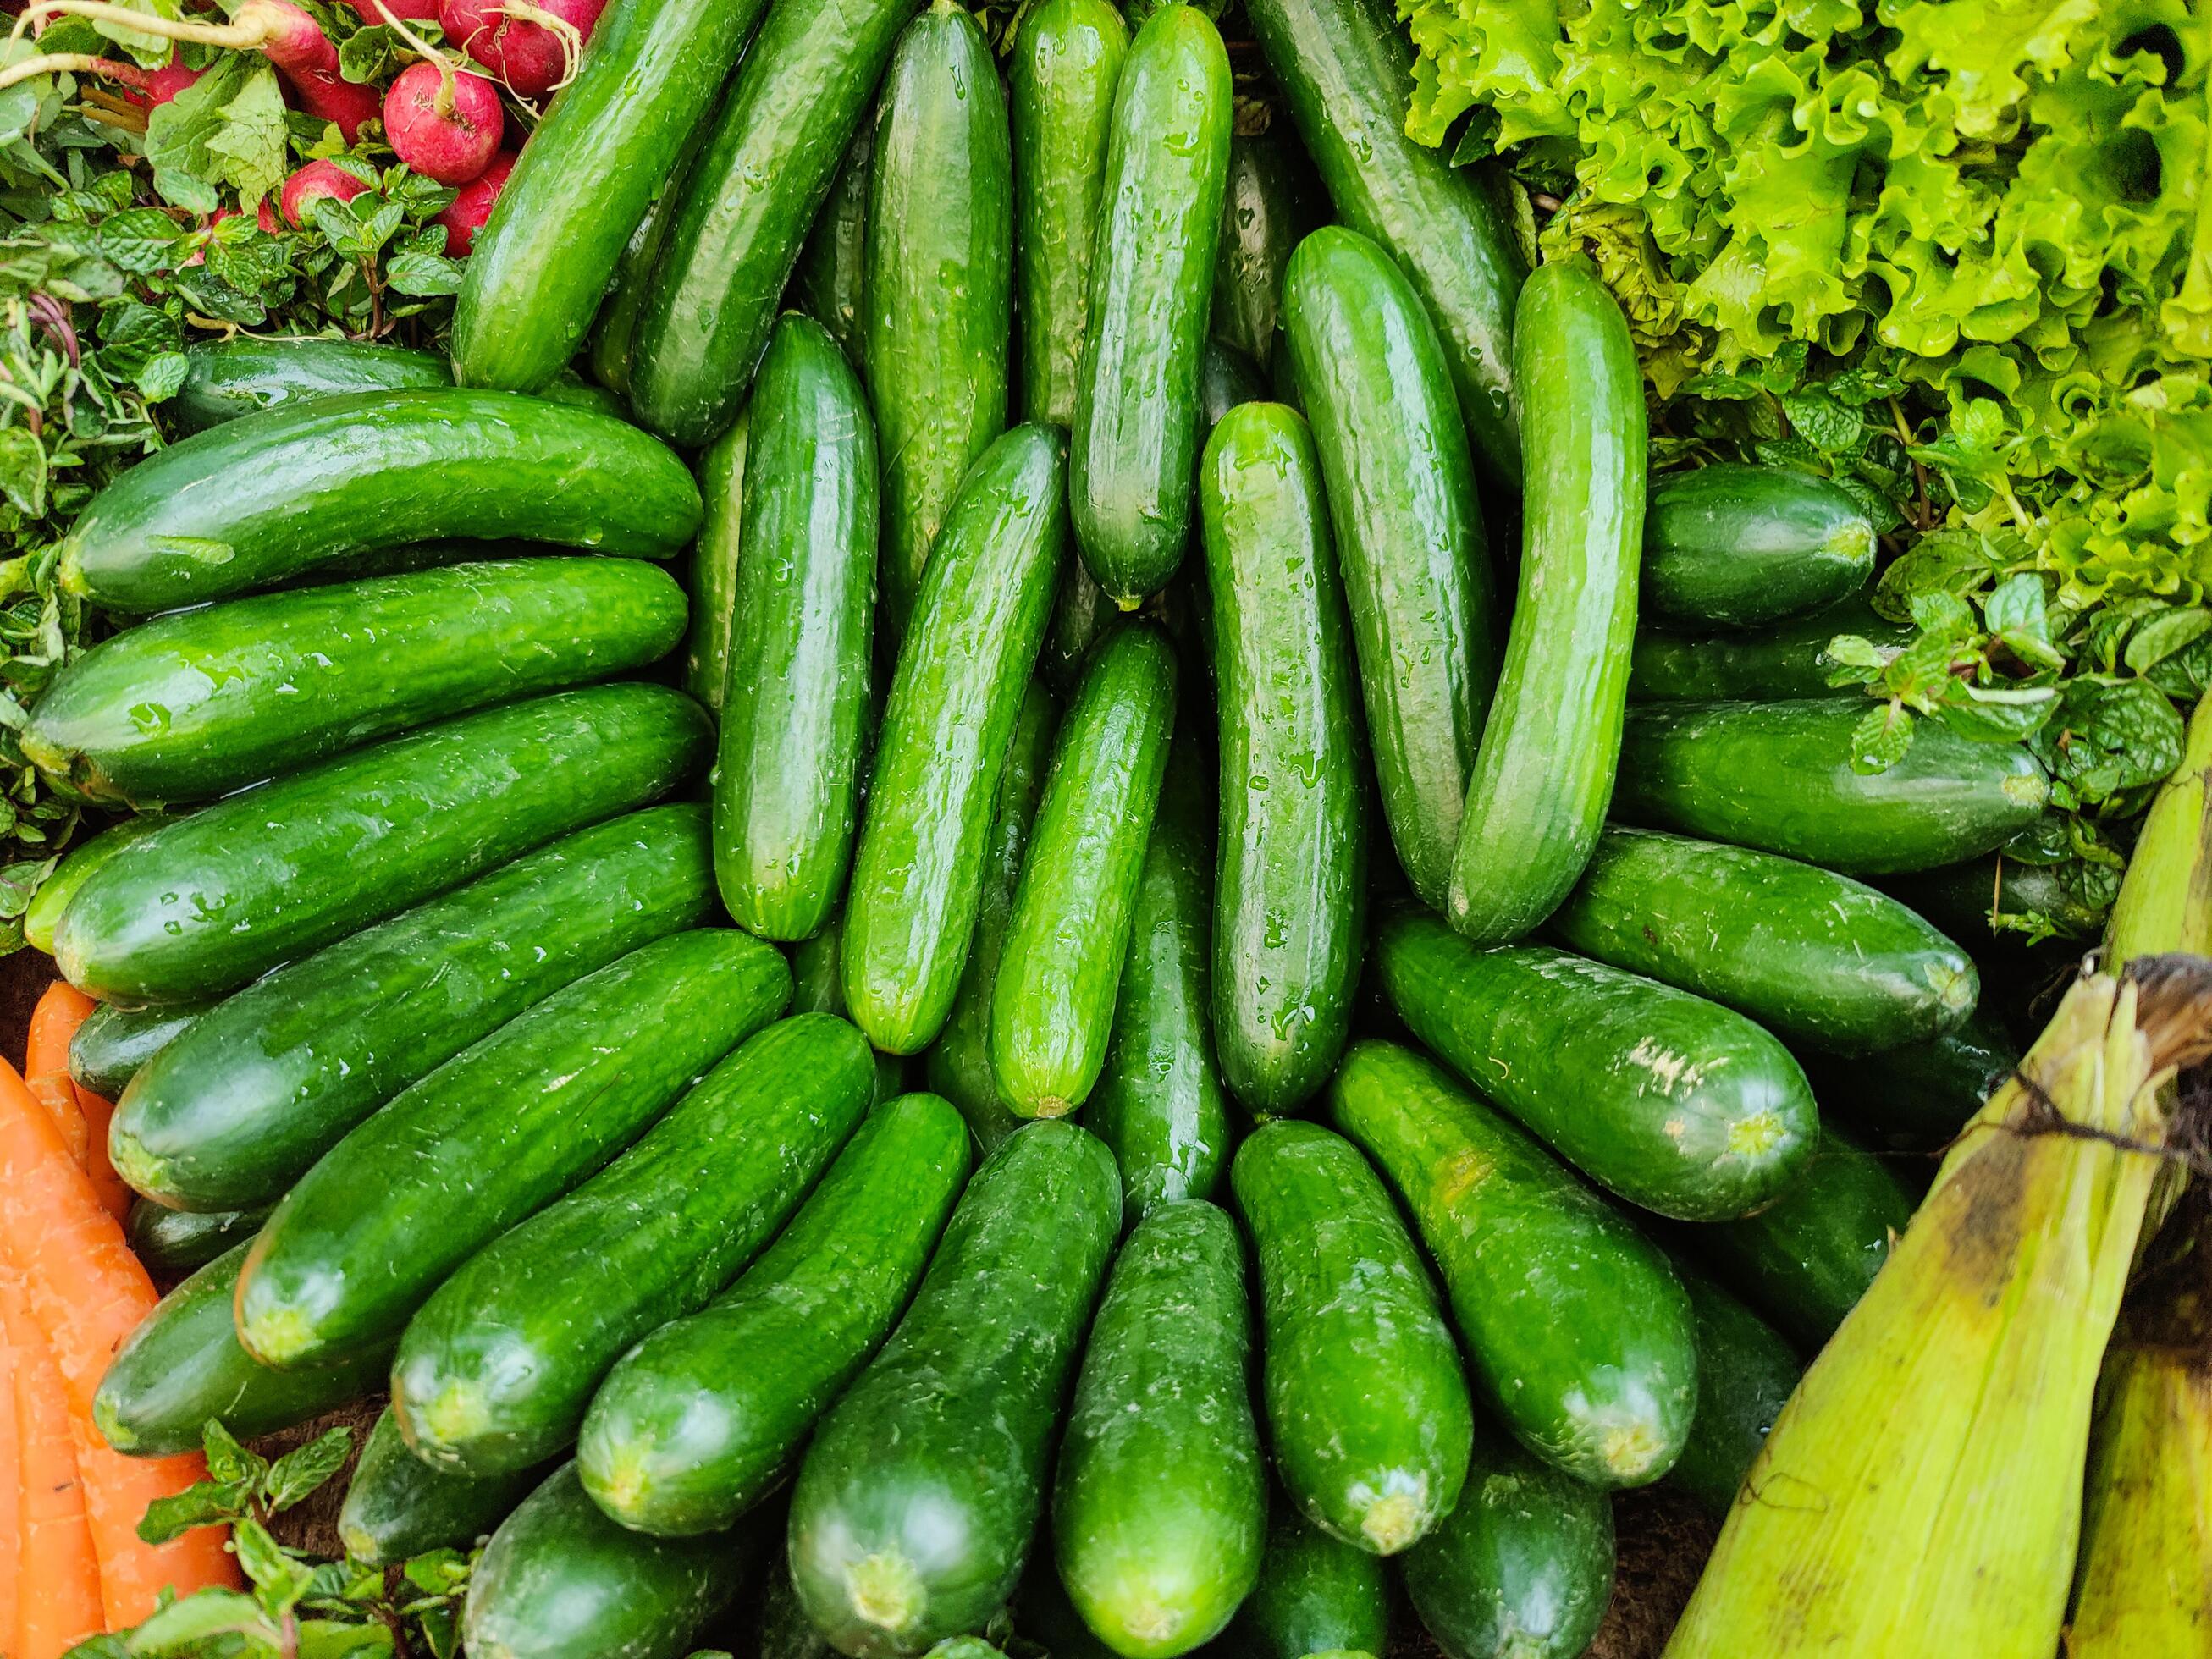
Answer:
143;53;255;205
1851;702;1916;773
265;1425;353;1513
203;1418;267;1485
137;1477;254;1545
384;250;462;296
203;67;291;210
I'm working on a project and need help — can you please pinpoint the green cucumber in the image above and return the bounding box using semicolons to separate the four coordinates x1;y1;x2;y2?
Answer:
1666;1259;1801;1518
683;411;749;712
1398;1423;1615;1659
170;338;453;433
1283;225;1498;912
989;624;1178;1118
587;118;713;400
791;119;873;372
758;1552;841;1659
1201;337;1269;427
24;813;174;956
1330;1040;1699;1488
1216;1501;1390;1659
1628;598;1913;703
578;1092;971;1536
1214;130;1319;372
843;425;1066;1055
628;0;912;446
59;391;701;615
391;1013;875;1476
790;918;903;1108
110;802;717;1212
234;929;790;1371
1010;0;1130;428
1244;0;1525;482
91;1243;388;1458
1644;464;1876;631
712;314;878;943
924;681;1059;1149
1886;853;2111;944
70;998;204;1100
1446;260;1645;944
866;0;1013;642
1799;1011;2017;1153
1069;3;1232;606
1374;911;1816;1221
1230;1118;1471;1554
124;1199;267;1281
1202;402;1365;1116
1550;827;1980;1055
341;1407;547;1565
535;370;629;419
787;1121;1122;1656
1016;1553;1124;1659
28;559;687;808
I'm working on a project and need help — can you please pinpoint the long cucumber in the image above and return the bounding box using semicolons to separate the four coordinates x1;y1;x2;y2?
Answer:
791;121;873;372
682;412;749;712
170;337;453;432
1628;598;1912;703
1666;1258;1801;1518
587;118;714;400
24;813;173;956
1214;130;1319;372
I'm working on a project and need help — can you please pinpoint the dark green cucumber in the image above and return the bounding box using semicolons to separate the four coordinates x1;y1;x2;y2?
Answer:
124;1199;267;1280
1331;1039;1699;1487
1216;1499;1390;1659
70;998;204;1100
712;315;878;942
924;681;1059;1149
682;411;749;713
1010;0;1130;428
1644;464;1876;630
1201;336;1269;427
790;918;903;1108
577;1092;970;1535
758;1552;841;1659
1069;3;1232;605
1613;698;2053;874
1800;1011;2017;1153
1203;402;1365;1116
1886;853;2111;944
1666;1258;1801;1518
588;117;713;400
1244;0;1525;482
844;425;1066;1055
27;559;687;807
91;1243;388;1458
1550;828;1980;1055
1447;260;1645;944
1231;1119;1470;1554
1692;1122;1915;1351
59;392;701;615
1628;598;1913;703
1374;911;1816;1220
990;625;1178;1118
787;1121;1122;1656
234;929;790;1371
791;121;873;372
170;338;453;433
536;370;629;419
24;813;174;956
628;0;912;446
1398;1423;1615;1659
340;1406;547;1566
1214;130;1319;372
866;0;1014;642
1283;225;1498;912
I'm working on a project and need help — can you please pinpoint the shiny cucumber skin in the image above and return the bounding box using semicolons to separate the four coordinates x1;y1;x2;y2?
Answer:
27;558;687;807
866;0;1013;643
989;624;1178;1118
92;1243;388;1457
1798;1009;2017;1154
577;1093;972;1536
787;1121;1123;1657
1446;260;1646;944
1398;1423;1615;1659
712;315;878;943
790;119;873;372
588;117;713;400
1629;598;1912;703
1552;827;1980;1055
1244;0;1525;482
234;929;790;1371
1666;1258;1801;1518
681;411;748;712
924;680;1059;1150
1215;1501;1390;1659
109;803;715;1214
1068;3;1232;606
628;0;912;446
60;391;703;615
124;1198;265;1281
1644;463;1876;631
71;998;203;1100
1202;403;1365;1117
24;812;172;956
171;338;451;433
1374;911;1816;1221
451;0;770;393
1331;1040;1699;1489
1214;130;1318;372
1053;1200;1264;1657
1283;226;1498;912
1010;0;1129;428
58;683;711;1006
340;1406;546;1566
1613;697;2053;875
843;425;1067;1055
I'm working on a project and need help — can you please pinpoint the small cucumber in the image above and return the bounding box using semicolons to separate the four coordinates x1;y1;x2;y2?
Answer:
1213;130;1319;372
1330;1040;1699;1488
25;813;174;956
1666;1258;1801;1518
71;999;204;1100
339;1407;546;1567
990;625;1178;1118
1230;1118;1472;1555
1628;598;1913;703
1215;1500;1390;1659
1643;464;1876;630
1052;1201;1265;1656
791;120;873;372
1799;1011;2018;1153
169;337;453;433
124;1199;267;1281
683;411;749;713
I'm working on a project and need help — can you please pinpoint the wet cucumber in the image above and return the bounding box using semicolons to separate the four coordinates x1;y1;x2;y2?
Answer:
787;1121;1122;1656
1667;1259;1801;1518
1213;130;1319;372
1215;1500;1390;1659
712;315;878;943
1628;598;1913;703
844;426;1067;1055
1330;1040;1699;1488
1283;226;1498;912
339;1406;547;1566
1446;260;1645;944
124;1199;267;1280
1203;402;1365;1116
170;337;452;433
1053;1201;1265;1656
234;929;790;1370
682;411;749;713
990;625;1178;1119
1069;3;1232;605
791;121;873;372
1799;1011;2017;1153
1230;1119;1472;1555
70;999;203;1100
24;813;173;956
58;683;711;1005
1644;464;1876;630
588;118;713;400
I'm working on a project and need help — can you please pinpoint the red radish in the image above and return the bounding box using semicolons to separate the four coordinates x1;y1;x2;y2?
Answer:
439;0;601;98
345;0;441;19
279;158;372;228
383;58;502;185
438;147;514;255
143;58;205;102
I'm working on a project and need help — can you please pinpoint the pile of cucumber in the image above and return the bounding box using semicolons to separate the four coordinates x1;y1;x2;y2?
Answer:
29;0;2060;1656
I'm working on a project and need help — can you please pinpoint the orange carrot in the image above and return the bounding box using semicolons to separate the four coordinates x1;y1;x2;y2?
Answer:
0;1292;21;1651
72;1414;239;1629
3;1270;105;1658
25;981;96;1085
25;982;129;1220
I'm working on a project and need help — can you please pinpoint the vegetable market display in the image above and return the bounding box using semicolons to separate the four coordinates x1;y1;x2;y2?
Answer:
0;0;2205;1656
